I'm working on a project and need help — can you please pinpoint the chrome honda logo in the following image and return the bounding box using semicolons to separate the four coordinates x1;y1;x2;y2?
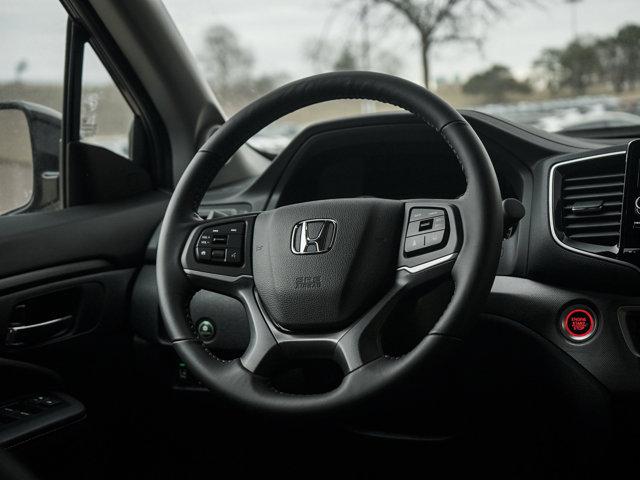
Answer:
291;219;337;254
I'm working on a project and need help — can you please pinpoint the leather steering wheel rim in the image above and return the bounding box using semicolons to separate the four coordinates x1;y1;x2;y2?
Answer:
157;71;503;415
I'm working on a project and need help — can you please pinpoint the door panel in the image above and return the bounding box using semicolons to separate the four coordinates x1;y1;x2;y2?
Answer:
0;191;167;362
0;192;167;279
0;193;167;441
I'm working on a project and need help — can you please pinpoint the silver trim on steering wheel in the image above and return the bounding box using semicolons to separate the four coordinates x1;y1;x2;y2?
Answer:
397;253;458;274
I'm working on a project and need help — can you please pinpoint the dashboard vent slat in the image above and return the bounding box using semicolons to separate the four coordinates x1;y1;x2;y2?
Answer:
565;220;621;230
563;211;622;221
563;180;624;192
569;231;620;242
564;173;624;183
558;153;626;247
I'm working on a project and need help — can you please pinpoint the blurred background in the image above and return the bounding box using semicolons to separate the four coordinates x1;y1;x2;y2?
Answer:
2;0;640;156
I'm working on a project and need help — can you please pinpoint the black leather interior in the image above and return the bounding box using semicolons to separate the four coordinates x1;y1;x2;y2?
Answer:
8;0;639;475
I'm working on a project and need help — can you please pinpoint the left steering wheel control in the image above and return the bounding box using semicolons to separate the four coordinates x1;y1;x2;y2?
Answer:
182;215;256;283
195;221;245;265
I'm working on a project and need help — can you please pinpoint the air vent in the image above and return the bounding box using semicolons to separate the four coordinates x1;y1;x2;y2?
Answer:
557;152;626;247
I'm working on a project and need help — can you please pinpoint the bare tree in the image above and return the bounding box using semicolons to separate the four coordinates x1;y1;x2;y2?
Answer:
360;0;533;88
200;24;254;92
200;24;289;112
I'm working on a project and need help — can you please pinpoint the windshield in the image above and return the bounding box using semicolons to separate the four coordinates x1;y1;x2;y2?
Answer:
164;0;640;154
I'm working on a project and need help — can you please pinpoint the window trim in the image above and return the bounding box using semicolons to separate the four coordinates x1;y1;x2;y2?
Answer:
60;0;172;191
62;19;87;207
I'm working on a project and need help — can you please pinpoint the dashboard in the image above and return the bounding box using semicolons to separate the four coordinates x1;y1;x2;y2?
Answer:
275;124;469;205
273;123;519;207
135;110;640;408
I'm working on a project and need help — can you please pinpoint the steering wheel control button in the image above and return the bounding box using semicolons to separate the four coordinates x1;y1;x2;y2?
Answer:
424;230;445;247
560;306;597;342
226;234;243;248
409;208;442;222
405;234;426;253
197;319;216;341
211;222;245;235
196;247;212;261
211;249;226;260
198;232;213;246
226;248;242;264
432;215;446;231
406;215;446;236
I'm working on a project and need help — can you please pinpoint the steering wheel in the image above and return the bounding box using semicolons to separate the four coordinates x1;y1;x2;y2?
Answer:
157;71;503;415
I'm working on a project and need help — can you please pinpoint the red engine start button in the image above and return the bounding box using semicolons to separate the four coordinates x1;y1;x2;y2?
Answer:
560;306;596;341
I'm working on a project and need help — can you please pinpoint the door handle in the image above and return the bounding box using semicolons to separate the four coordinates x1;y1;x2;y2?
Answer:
6;315;73;346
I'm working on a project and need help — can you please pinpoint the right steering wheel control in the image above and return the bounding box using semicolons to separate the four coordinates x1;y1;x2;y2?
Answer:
404;208;448;254
560;305;597;342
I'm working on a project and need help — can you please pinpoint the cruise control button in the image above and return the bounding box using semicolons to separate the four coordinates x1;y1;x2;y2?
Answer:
407;219;431;237
432;215;446;231
424;230;445;247
409;208;442;222
407;215;446;237
195;247;211;262
405;235;426;253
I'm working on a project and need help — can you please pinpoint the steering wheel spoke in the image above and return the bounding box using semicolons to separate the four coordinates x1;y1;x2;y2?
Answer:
242;282;399;375
335;199;465;373
334;282;404;372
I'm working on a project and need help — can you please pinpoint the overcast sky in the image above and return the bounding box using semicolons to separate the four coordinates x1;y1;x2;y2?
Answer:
1;0;639;85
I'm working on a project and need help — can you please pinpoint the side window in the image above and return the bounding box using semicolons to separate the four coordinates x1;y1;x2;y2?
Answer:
80;45;134;159
0;5;150;216
0;1;67;214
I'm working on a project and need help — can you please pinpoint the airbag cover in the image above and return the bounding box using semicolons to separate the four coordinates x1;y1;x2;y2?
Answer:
253;198;402;332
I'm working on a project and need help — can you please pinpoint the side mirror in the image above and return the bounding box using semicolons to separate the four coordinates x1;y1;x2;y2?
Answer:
0;101;61;214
